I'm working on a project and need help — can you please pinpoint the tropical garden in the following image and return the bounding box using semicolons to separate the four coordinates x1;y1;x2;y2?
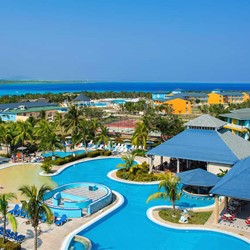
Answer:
0;185;53;250
147;173;212;225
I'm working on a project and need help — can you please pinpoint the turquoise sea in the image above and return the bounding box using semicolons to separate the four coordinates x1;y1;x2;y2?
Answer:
0;82;250;96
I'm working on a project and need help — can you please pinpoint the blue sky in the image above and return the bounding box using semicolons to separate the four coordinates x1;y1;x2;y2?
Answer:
0;0;249;82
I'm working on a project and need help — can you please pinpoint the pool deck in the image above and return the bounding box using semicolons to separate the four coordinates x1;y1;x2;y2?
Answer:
5;193;119;250
150;199;250;241
1;156;250;248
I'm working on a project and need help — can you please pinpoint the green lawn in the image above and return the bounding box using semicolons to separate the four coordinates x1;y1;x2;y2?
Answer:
159;209;212;225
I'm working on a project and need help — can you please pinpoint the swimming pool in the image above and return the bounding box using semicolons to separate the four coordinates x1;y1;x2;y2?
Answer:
51;158;250;250
42;150;86;158
111;99;126;104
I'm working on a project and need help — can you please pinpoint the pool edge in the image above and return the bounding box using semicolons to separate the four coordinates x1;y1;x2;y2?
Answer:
147;205;250;245
60;190;124;250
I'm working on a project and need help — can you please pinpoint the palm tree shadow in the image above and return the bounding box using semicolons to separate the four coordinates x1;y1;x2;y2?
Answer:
23;229;43;248
25;229;34;239
37;237;43;248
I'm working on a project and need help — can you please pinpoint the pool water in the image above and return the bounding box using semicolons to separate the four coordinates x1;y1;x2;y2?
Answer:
111;99;126;104
51;158;250;250
91;102;107;107
42;150;86;158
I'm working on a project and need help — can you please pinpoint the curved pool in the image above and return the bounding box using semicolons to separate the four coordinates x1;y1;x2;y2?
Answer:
51;158;250;250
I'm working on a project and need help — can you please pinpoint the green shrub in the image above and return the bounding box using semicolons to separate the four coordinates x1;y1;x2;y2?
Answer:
103;150;112;156
43;157;52;163
44;150;111;166
41;162;53;173
132;149;146;157
116;162;163;182
87;150;101;158
0;153;11;158
0;238;21;250
75;153;87;160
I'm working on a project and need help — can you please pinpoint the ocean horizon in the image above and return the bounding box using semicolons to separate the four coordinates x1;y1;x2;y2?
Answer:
0;82;250;96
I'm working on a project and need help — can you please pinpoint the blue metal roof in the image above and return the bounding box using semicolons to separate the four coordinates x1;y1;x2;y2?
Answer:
210;157;250;200
177;168;220;187
147;129;239;164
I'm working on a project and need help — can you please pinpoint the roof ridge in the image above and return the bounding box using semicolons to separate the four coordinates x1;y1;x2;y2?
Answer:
184;114;226;128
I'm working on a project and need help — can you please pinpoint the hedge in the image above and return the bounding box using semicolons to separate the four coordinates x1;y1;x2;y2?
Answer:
45;150;112;166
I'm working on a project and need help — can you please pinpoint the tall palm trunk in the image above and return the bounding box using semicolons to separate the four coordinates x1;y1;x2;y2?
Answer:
83;141;88;153
3;212;6;243
34;226;38;250
172;200;176;215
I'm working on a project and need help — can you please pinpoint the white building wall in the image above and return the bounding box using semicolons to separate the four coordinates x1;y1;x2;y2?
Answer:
207;162;232;175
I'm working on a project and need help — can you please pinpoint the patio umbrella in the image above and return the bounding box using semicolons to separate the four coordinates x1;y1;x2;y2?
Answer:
17;146;27;151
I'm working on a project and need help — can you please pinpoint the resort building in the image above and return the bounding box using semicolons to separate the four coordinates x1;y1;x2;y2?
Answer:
152;91;208;104
153;96;192;114
220;108;250;140
147;114;250;174
210;157;250;224
73;93;91;107
0;101;62;121
208;91;244;104
178;92;208;104
0;112;17;122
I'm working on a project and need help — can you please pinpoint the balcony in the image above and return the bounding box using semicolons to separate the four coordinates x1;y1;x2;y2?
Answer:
224;123;248;132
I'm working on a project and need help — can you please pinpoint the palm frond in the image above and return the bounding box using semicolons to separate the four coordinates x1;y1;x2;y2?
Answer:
146;192;167;203
6;213;18;232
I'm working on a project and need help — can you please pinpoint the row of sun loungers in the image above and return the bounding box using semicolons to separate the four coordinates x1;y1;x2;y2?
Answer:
41;212;68;226
9;204;28;218
9;204;68;227
0;227;25;243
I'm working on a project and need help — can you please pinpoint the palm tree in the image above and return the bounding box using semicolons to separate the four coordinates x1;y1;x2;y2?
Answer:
34;119;54;137
96;126;109;146
147;172;182;215
132;121;148;148
19;185;53;250
0;193;18;243
39;131;64;157
0;122;16;154
63;105;83;134
53;112;64;134
116;153;136;178
35;119;64;156
14;121;33;147
38;110;46;120
90;118;101;138
71;118;91;152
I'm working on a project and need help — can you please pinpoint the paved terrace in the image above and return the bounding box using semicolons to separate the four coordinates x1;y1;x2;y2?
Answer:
2;194;118;250
218;201;250;232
